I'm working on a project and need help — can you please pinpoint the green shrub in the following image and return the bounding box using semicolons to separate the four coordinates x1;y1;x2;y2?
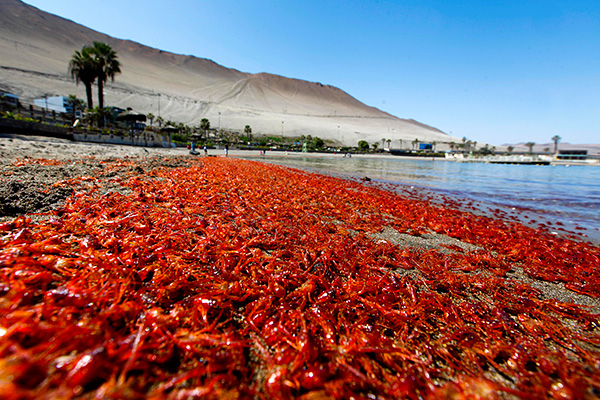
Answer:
172;133;187;143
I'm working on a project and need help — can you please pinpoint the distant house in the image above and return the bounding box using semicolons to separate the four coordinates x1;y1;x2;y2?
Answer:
557;150;587;160
33;96;72;113
0;91;19;108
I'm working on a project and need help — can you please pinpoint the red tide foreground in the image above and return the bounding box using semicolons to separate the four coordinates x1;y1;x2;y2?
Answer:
1;157;599;399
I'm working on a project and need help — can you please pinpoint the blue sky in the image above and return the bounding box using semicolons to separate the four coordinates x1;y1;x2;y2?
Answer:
25;0;600;145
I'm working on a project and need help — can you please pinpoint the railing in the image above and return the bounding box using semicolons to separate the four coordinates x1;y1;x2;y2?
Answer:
1;99;74;125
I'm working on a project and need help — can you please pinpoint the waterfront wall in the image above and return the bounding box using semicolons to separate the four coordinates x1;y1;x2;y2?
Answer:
72;131;172;148
0;118;172;148
0;118;73;140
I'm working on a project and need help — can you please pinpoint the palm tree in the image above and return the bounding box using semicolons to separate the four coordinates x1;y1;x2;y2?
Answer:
386;139;391;149
66;94;85;121
525;142;536;154
69;46;96;109
358;140;369;152
86;106;113;128
551;135;561;154
244;125;252;142
147;113;155;127
200;118;210;141
92;42;121;110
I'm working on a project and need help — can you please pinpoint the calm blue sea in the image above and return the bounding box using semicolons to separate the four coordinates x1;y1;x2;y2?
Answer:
241;154;600;244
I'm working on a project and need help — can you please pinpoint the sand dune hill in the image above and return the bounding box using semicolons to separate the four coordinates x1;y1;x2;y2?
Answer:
0;0;459;146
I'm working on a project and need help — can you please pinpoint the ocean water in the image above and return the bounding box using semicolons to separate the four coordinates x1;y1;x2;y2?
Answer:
241;154;600;244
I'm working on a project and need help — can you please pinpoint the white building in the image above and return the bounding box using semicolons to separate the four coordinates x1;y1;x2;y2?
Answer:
0;91;19;106
33;96;72;113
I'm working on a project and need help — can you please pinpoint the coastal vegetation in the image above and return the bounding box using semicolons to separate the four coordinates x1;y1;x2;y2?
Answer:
68;46;97;109
526;141;536;154
552;135;561;153
68;42;121;111
358;140;369;152
93;42;121;109
199;118;210;140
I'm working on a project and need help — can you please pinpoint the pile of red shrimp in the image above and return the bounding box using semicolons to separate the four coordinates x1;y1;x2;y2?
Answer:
1;156;598;399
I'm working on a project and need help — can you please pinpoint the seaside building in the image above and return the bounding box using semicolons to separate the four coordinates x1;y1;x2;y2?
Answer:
33;96;72;114
556;150;588;161
0;91;19;109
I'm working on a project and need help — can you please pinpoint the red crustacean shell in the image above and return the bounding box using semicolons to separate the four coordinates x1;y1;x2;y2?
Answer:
0;156;598;399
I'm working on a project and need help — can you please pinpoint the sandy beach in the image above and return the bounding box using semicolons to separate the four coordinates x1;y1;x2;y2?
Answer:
0;133;413;161
1;133;599;398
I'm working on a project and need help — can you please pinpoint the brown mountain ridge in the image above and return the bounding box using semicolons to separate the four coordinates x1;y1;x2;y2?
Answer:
0;0;459;146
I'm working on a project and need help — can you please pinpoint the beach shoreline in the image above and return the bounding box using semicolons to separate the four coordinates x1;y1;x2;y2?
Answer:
2;133;598;242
